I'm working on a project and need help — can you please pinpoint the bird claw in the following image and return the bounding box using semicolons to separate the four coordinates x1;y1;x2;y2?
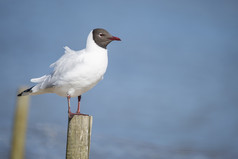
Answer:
68;112;89;118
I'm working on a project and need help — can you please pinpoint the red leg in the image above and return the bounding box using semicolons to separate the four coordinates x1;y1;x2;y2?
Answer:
76;95;81;113
67;95;72;116
67;95;88;118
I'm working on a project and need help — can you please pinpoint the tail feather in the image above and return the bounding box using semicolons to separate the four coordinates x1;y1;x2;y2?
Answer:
31;75;48;83
17;86;34;96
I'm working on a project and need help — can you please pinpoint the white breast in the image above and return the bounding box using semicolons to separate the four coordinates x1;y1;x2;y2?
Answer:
52;43;108;97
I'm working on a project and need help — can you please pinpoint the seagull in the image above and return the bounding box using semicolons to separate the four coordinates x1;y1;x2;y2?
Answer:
18;28;121;117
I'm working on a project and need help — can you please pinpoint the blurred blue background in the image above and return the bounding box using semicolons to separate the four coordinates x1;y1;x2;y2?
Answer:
1;0;238;158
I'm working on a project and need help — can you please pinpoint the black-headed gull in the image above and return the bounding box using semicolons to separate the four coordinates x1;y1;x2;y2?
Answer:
18;28;121;117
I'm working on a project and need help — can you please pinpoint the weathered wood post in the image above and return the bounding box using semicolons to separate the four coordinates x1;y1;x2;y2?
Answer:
66;115;93;159
11;88;30;159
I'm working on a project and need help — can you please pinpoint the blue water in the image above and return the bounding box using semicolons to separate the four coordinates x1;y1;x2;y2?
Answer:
1;1;238;158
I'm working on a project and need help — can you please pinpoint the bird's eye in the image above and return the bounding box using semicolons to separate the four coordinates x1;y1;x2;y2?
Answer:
99;33;105;37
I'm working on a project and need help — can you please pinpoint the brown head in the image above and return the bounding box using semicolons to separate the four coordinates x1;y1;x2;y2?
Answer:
92;28;121;49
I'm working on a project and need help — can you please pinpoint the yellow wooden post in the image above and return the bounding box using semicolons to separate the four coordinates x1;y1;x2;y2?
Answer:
66;115;93;159
11;88;30;159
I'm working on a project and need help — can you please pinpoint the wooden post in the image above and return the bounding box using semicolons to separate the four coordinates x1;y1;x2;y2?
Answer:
11;88;30;159
66;115;93;159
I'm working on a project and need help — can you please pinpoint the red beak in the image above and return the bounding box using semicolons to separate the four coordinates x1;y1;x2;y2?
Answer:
109;36;121;41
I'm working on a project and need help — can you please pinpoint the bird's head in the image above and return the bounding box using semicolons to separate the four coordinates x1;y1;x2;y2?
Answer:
92;28;121;49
